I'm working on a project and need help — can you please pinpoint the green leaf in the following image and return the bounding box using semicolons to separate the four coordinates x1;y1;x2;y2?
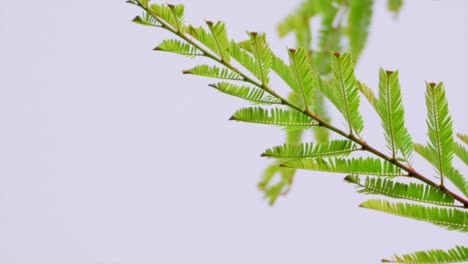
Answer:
387;0;404;17
347;0;374;60
282;157;402;176
454;142;468;166
313;3;341;74
205;21;230;62
331;52;364;134
132;12;160;27
262;140;358;159
230;107;318;130
183;65;242;80
345;175;455;206
148;3;185;32
415;143;468;197
425;82;454;186
271;54;296;92
457;133;468;145
154;39;202;57
358;81;378;111
258;162;296;205
382;245;468;263
208;82;281;105
377;69;413;160
360;199;468;232
288;48;316;108
248;32;272;84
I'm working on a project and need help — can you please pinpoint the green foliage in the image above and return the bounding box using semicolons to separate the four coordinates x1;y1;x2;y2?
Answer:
288;48;315;108
230;107;317;130
183;65;242;80
457;133;468;145
455;142;468;166
377;69;413;161
262;140;358;159
345;175;455;206
130;1;467;263
282;157;402;176
331;52;364;134
154;39;202;57
387;0;404;17
209;83;280;105
382;245;468;263
347;0;374;60
424;83;456;188
360;199;468;232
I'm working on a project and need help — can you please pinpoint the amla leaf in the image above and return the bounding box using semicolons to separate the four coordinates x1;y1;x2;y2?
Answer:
262;140;358;159
183;65;242;80
149;3;185;32
377;69;413;160
425;82;454;186
345;175;455;206
282;157;402;176
154;39;202;57
382;245;468;263
361;199;468;232
209;82;281;105
288;48;315;108
331;52;364;134
230;107;318;130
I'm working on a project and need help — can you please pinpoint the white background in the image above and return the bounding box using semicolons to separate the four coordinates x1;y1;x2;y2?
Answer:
1;0;467;263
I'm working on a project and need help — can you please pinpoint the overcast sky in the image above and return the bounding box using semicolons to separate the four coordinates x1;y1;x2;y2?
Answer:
1;1;467;263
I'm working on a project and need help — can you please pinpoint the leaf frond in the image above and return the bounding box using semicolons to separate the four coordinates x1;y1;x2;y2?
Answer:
377;69;413;160
282;157;403;176
415;143;468;197
360;199;468;232
248;32;272;84
154;39;203;57
132;12;160;27
454;142;468;166
425;82;454;185
331;52;364;134
205;21;231;62
209;82;281;105
148;3;185;31
262;140;358;159
457;133;468;145
183;65;243;80
230;107;318;130
382;245;468;263
345;175;455;206
347;0;374;60
288;48;315;108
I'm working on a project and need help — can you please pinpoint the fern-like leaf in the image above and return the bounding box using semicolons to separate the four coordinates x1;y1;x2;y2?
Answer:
132;12;160;27
377;69;413;160
347;0;374;60
331;52;364;134
360;199;468;232
209;82;280;105
454;142;468;166
262;140;358;159
230;107;318;130
415;143;468;197
154;39;202;57
282;157;402;176
358;81;378;111
271;54;297;93
183;65;242;80
248;32;272;84
258;162;296;205
425;82;454;186
457;133;468;145
288;48;315;108
345;175;455;206
205;21;230;62
382;245;468;263
148;3;185;32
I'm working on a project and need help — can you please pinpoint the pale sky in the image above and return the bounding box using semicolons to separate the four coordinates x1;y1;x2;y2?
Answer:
0;1;467;263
